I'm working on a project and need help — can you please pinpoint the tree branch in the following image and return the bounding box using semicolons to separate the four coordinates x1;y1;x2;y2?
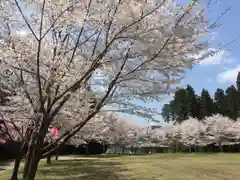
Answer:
13;0;39;40
41;5;74;39
42;42;132;155
120;0;198;78
36;0;46;113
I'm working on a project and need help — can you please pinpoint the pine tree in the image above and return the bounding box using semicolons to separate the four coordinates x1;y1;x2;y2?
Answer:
185;85;198;118
169;100;177;121
161;104;171;122
225;85;238;120
195;95;201;119
236;71;240;92
236;71;240;118
173;88;188;122
162;100;178;122
199;89;214;119
214;88;226;116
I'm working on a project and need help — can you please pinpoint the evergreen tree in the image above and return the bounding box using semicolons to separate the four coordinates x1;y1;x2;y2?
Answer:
185;85;198;118
169;100;177;121
214;88;226;116
225;85;238;120
161;104;171;122
236;71;240;92
161;72;240;122
199;89;214;119
236;71;240;118
173;88;188;122
162;100;178;122
195;95;201;119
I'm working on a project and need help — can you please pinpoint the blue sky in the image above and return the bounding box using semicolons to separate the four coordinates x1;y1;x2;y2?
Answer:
183;0;240;95
124;0;240;126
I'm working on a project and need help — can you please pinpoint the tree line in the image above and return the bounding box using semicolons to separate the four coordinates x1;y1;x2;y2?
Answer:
161;72;240;122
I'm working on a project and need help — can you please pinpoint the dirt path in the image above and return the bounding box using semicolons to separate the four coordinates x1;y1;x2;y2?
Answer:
0;161;14;172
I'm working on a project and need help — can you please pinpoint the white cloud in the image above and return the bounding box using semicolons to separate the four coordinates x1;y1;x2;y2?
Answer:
199;49;234;66
217;65;240;84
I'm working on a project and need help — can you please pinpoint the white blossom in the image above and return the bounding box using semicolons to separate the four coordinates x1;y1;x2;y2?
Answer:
178;117;207;146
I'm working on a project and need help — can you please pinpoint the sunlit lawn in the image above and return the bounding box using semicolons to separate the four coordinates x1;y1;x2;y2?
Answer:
1;153;240;180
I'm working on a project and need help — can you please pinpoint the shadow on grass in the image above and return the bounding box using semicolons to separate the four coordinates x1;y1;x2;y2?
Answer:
71;153;153;159
31;158;132;180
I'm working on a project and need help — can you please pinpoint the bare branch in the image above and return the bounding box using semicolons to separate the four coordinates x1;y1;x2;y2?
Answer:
19;68;37;112
43;42;132;155
41;5;74;39
13;0;39;40
36;0;46;113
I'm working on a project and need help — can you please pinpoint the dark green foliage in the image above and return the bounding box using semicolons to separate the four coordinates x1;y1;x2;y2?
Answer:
225;85;238;120
161;104;172;123
236;72;240;117
185;85;199;118
161;85;200;123
236;71;240;92
161;72;240;122
199;89;214;119
214;88;226;115
172;88;189;122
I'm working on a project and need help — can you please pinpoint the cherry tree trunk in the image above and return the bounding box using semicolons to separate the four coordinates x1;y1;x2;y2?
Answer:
188;147;191;153
176;143;179;153
22;129;47;180
11;156;22;180
194;145;197;152
46;154;52;164
25;150;41;180
102;143;105;154
122;147;124;154
22;140;35;180
55;147;60;160
55;153;59;161
85;144;89;155
218;143;223;152
114;146;117;154
22;140;43;180
11;142;26;180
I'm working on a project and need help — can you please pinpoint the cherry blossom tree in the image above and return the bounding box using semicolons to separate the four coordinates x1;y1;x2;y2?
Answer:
178;117;207;151
162;122;182;152
72;112;118;153
0;0;214;179
203;114;236;152
135;126;157;153
124;123;142;151
116;118;144;154
159;115;240;153
227;119;240;144
70;112;142;154
107;115;132;153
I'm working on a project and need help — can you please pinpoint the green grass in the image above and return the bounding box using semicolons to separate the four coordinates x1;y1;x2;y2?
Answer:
1;153;240;180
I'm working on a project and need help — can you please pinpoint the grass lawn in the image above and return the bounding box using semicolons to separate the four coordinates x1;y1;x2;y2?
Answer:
1;153;240;180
